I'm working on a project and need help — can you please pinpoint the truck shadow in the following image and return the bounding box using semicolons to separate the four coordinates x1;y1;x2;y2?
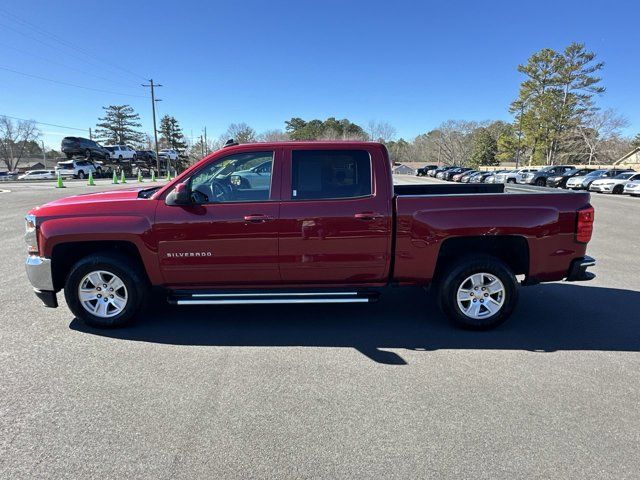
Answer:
70;283;640;365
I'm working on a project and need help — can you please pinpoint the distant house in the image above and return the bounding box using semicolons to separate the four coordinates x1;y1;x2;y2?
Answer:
614;147;640;168
392;164;416;175
0;157;48;173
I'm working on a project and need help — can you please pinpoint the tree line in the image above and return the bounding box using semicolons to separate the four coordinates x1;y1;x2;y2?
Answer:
2;41;639;171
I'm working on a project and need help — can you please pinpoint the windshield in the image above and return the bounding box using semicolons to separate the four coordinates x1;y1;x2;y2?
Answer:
586;170;606;177
614;172;634;180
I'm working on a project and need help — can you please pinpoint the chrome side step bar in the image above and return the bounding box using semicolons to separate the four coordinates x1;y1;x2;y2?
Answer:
168;290;378;306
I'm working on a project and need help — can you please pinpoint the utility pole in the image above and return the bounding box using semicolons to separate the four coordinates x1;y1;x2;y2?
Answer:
200;135;204;157
41;140;46;168
89;128;92;140
142;79;162;173
204;126;208;154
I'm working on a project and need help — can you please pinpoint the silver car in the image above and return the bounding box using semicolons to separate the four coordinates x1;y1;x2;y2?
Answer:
623;180;640;197
589;172;640;194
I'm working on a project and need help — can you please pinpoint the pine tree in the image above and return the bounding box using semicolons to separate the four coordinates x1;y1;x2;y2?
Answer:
632;133;640;149
95;105;145;146
510;43;605;165
158;115;187;150
470;128;499;167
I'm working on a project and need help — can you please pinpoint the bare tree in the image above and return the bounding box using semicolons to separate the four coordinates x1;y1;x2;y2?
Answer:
223;123;256;143
257;129;290;142
0;116;41;171
577;109;629;165
429;120;482;165
367;120;397;142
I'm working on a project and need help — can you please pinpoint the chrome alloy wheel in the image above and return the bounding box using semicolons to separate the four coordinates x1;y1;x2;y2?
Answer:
78;270;128;318
456;272;505;319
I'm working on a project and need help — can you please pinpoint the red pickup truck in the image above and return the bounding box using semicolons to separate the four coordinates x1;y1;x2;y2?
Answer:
25;141;596;330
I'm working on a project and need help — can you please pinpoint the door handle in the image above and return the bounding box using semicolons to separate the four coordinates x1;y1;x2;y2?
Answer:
354;212;383;221
244;214;275;223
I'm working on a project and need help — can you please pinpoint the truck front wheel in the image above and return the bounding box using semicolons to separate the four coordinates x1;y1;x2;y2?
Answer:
64;254;147;328
437;256;518;330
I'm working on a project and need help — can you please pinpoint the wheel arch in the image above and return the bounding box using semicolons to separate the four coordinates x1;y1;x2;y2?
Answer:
433;235;529;283
51;240;149;291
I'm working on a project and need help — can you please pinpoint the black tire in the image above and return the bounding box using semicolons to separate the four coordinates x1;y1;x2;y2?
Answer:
96;168;102;178
66;153;73;159
612;185;624;194
535;178;546;186
119;155;123;160
132;154;137;161
64;253;148;328
77;170;85;179
437;255;518;330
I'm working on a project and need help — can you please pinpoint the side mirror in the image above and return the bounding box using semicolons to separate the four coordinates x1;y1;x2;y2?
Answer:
165;182;191;206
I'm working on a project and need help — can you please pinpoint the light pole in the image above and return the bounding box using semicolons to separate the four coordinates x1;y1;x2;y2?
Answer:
142;79;162;174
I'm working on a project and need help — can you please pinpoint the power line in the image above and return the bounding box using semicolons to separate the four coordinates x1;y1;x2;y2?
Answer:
0;114;88;132
0;7;147;82
0;66;148;98
0;41;140;89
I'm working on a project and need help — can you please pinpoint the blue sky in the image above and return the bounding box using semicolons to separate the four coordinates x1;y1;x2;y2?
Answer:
1;0;639;148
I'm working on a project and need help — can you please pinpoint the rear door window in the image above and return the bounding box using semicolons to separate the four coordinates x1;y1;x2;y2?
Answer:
291;150;372;200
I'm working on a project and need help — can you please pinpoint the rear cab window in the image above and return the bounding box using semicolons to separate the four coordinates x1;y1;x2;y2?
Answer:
291;150;372;200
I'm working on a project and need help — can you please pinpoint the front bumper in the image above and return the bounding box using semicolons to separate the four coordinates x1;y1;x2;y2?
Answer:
566;256;596;282
25;256;58;308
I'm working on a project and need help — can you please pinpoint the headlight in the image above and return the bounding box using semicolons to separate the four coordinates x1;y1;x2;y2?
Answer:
25;214;38;254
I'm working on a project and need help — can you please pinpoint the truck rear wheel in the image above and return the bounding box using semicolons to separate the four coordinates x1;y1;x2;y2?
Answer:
64;254;147;328
437;256;518;330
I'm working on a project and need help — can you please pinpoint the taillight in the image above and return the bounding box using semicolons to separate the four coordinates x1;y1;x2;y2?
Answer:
576;206;594;243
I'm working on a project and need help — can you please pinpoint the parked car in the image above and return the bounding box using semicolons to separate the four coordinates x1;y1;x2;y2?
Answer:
443;167;473;181
519;165;574;186
484;170;508;184
18;169;56;180
589;172;640;194
0;171;19;181
623;180;640;197
454;170;477;182
432;166;456;178
24;141;596;331
494;169;534;184
229;160;272;189
416;165;439;176
566;169;634;190
546;168;596;189
61;137;111;160
515;168;540;184
159;149;179;161
136;150;157;162
461;171;482;183
55;159;102;179
474;172;496;183
105;145;137;161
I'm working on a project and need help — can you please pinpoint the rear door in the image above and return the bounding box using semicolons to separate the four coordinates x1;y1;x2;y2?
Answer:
278;146;392;285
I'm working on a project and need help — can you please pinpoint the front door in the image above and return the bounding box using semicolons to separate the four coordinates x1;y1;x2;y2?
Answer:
278;147;392;284
154;149;282;286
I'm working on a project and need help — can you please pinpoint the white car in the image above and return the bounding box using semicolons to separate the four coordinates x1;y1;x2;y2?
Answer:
105;145;137;161
18;169;57;180
494;169;536;184
623;180;640;197
589;172;640;194
55;159;102;179
515;168;540;184
230;161;272;189
159;149;179;161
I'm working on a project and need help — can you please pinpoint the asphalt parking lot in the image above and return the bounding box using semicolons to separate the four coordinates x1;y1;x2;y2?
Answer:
1;177;639;479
